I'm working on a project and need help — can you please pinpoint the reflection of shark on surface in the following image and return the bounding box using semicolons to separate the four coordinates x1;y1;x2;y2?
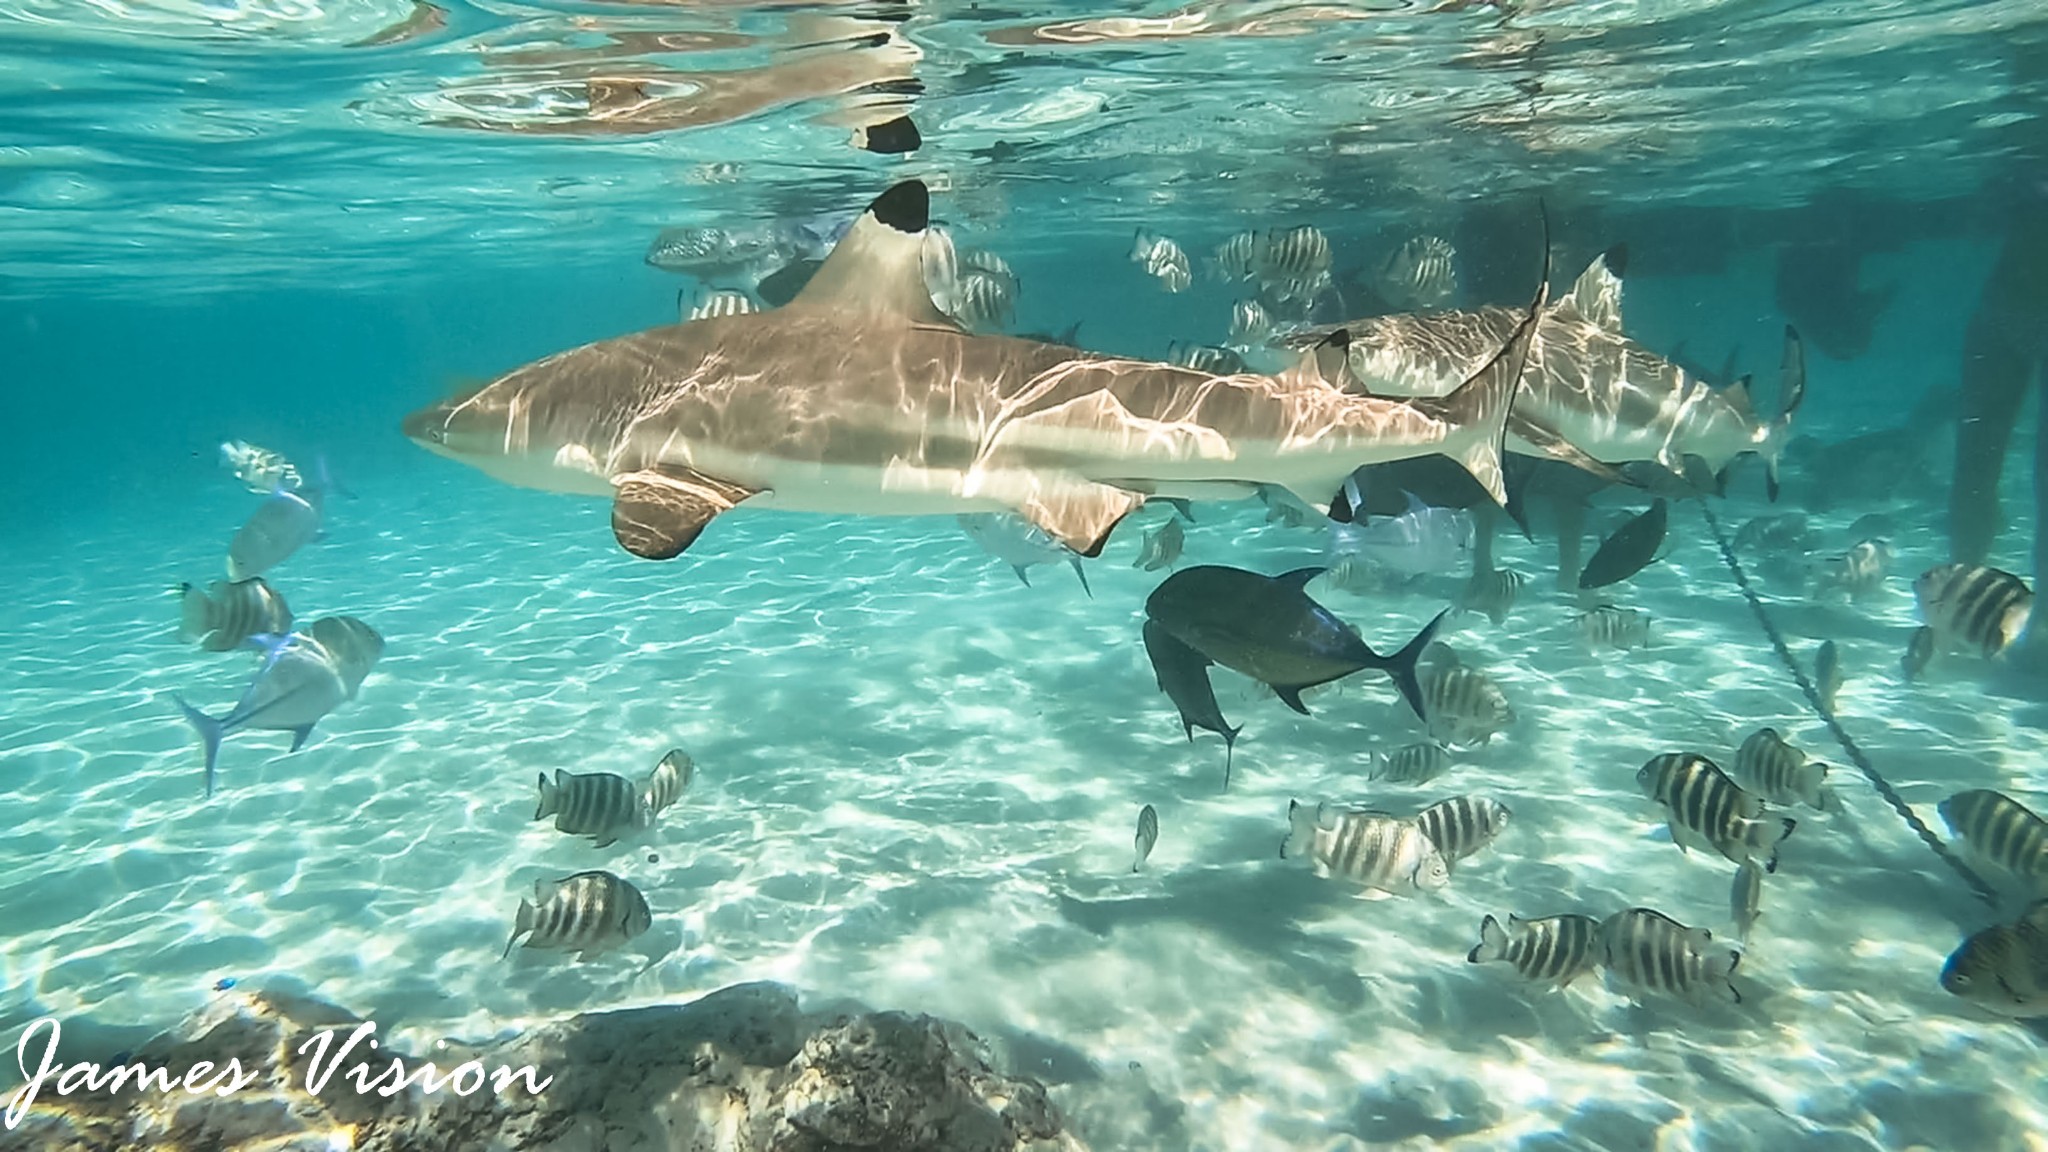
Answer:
405;179;1541;564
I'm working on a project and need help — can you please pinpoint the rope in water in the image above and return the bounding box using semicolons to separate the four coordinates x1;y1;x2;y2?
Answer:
1695;499;1998;907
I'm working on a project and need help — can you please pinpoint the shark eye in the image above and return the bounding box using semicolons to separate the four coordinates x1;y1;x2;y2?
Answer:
427;426;447;444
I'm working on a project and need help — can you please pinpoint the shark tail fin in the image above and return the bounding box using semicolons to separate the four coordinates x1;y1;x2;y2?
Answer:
175;695;225;799
1761;325;1807;503
1420;205;1552;507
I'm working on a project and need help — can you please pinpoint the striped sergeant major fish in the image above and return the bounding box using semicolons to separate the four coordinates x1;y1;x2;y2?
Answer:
503;870;652;961
1282;801;1450;898
1636;752;1796;872
1730;727;1829;811
1914;564;2034;659
1414;795;1512;868
1599;906;1742;1005
1467;913;1601;988
1939;789;2048;886
645;749;692;816
176;577;291;653
534;769;654;848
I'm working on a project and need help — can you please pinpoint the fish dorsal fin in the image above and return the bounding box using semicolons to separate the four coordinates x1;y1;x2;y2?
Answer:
790;180;955;327
1283;329;1353;389
1552;243;1626;330
1721;373;1756;416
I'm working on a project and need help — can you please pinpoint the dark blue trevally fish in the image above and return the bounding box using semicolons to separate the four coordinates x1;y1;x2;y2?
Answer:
1141;619;1243;787
1144;564;1442;719
174;616;385;797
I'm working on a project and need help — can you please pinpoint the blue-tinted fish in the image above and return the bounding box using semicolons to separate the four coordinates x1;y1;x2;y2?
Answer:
957;512;1091;596
227;483;323;581
1325;491;1473;578
1142;619;1243;786
173;616;385;798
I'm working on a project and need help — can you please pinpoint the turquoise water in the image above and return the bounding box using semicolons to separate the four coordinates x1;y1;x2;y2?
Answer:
5;1;2048;1148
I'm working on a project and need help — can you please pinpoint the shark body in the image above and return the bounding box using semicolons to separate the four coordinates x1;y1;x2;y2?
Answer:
1284;248;1806;496
405;180;1540;560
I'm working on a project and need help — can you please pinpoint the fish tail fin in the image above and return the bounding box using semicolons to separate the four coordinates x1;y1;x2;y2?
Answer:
1762;325;1806;503
1422;230;1548;506
1070;556;1093;598
534;772;555;821
1280;799;1317;859
1221;725;1241;790
177;583;212;643
1371;608;1448;722
175;695;225;799
1747;817;1797;873
1796;762;1829;810
1468;914;1509;963
503;899;534;959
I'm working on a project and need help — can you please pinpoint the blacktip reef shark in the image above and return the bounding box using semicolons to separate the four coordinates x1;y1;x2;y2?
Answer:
403;179;1543;560
1282;246;1808;499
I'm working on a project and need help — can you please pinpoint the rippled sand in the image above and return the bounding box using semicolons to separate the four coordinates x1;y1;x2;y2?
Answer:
4;467;2047;1150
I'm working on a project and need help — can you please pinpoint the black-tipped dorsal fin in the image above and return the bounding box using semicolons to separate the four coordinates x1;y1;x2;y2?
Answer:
790;180;953;326
1552;243;1626;330
1282;329;1354;390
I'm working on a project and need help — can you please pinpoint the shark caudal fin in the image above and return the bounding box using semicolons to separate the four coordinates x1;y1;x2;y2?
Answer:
1420;214;1552;507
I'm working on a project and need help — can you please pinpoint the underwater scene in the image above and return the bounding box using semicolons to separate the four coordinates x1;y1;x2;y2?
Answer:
5;0;2048;1148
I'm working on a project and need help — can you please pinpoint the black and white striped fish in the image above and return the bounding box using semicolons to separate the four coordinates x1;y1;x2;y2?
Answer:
1940;789;2048;884
1228;298;1273;347
948;266;1018;330
1731;858;1764;943
1599;907;1741;1005
1636;752;1795;872
502;870;652;961
1254;225;1331;287
1209;231;1259;282
1456;568;1526;626
1576;605;1652;650
1131;230;1192;292
1282;800;1449;897
535;769;652;848
176;577;292;653
1915;563;2034;658
1168;342;1246;374
1414;795;1512;867
1374;235;1457;311
1809;539;1891;600
1467;913;1601;988
1731;727;1829;810
1419;663;1514;748
682;288;759;321
644;749;692;816
1369;742;1450;785
1134;803;1159;872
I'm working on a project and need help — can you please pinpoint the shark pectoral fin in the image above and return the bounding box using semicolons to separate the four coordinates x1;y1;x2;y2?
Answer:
1507;412;1627;485
1014;483;1144;558
610;467;760;560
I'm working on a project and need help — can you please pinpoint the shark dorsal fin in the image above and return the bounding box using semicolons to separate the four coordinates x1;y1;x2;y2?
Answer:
790;180;955;327
1552;243;1626;330
1283;329;1354;389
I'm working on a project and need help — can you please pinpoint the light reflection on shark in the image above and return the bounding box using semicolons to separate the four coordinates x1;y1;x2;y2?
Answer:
403;179;1542;563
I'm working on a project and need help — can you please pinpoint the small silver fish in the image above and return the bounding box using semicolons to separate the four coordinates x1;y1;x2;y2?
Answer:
174;616;384;798
1457;568;1526;626
1814;640;1843;712
1731;727;1829;810
1467;913;1601;988
503;870;652;961
1131;230;1193;292
645;748;692;816
1940;790;2048;883
1227;298;1273;347
684;288;759;321
1282;800;1450;898
957;512;1091;595
227;486;322;582
1637;752;1795;872
219;440;302;494
1901;624;1936;681
1810;539;1891;600
1326;493;1474;579
1577;605;1652;650
1413;795;1511;867
534;769;652;848
1369;742;1450;785
1915;564;2034;658
1599;907;1741;1005
1419;663;1514;748
176;577;292;653
1731;858;1763;943
1374;235;1457;311
1132;517;1184;572
1133;803;1159;872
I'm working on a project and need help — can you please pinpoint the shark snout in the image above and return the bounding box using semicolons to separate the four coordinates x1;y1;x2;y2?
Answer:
401;402;454;448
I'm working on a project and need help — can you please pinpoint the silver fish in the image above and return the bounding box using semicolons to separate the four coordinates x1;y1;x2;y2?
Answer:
1577;605;1652;650
535;769;652;848
1599;907;1741;1005
645;748;692;816
1731;858;1763;943
1902;624;1936;681
1375;235;1457;311
957;512;1091;595
1282;800;1450;897
1941;900;2048;1018
1810;539;1891;600
1940;789;2048;883
1326;492;1474;579
227;486;322;581
1132;517;1184;572
1228;299;1273;347
1414;794;1511;866
1637;752;1795;872
1731;727;1829;810
1814;640;1843;712
1457;568;1526;626
173;616;384;798
685;288;759;321
1467;913;1601;988
1915;564;2034;658
503;870;652;961
1134;803;1159;872
219;440;301;493
176;577;291;653
1419;663;1514;748
1369;742;1450;785
1131;229;1192;292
